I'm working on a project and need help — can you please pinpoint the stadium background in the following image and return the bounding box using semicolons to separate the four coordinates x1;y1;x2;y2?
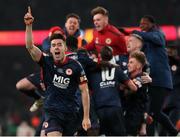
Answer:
0;0;180;135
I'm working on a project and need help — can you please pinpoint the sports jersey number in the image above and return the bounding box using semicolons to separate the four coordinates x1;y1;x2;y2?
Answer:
101;68;115;81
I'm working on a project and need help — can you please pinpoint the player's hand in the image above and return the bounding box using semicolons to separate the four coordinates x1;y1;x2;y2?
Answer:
141;72;152;84
133;77;142;88
119;83;126;90
40;82;46;91
24;6;34;25
82;118;91;131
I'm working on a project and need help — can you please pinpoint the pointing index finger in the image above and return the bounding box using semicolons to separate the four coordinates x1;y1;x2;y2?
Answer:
28;6;32;14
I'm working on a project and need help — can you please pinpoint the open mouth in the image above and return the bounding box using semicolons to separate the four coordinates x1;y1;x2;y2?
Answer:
95;25;99;28
55;52;60;55
68;26;75;32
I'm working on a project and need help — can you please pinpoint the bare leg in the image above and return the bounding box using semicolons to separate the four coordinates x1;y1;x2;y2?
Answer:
47;131;62;136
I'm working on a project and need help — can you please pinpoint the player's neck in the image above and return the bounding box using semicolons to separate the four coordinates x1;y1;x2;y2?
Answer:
54;55;67;65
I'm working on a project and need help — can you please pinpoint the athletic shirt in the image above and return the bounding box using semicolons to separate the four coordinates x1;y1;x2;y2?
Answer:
89;66;130;109
125;73;149;113
85;24;127;55
38;54;87;113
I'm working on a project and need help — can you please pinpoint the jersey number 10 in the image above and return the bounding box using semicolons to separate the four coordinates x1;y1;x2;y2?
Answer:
101;68;115;81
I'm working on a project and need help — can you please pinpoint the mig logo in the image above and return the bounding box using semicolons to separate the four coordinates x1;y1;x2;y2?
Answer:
53;74;70;89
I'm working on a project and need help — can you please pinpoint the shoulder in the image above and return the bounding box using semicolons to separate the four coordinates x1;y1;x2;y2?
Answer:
38;53;53;66
115;66;124;72
108;25;124;36
151;28;164;34
68;58;83;68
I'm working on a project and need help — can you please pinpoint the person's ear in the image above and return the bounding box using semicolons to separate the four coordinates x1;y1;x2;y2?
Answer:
136;63;141;70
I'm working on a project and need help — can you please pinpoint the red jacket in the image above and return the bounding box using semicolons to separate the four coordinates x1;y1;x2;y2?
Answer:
85;24;127;55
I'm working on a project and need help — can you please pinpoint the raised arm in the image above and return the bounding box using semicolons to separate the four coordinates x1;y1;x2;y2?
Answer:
24;6;42;62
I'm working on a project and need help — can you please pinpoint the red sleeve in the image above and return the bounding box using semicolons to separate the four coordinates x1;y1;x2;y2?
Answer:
118;34;127;55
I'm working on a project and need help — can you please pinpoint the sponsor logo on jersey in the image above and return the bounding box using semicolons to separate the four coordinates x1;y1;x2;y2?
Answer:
105;38;112;44
53;74;70;89
100;81;115;88
66;68;73;75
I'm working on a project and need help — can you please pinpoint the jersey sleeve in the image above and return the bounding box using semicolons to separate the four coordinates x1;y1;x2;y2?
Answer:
133;30;166;46
37;53;49;67
76;61;88;85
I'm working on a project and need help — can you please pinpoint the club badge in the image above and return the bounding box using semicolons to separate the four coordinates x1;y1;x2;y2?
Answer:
66;68;73;75
105;38;112;44
43;122;48;128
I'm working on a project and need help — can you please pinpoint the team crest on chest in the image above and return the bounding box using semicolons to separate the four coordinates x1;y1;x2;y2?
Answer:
105;38;112;44
66;68;73;75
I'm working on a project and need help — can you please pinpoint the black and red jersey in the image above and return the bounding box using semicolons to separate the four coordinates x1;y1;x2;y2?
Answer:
38;54;87;113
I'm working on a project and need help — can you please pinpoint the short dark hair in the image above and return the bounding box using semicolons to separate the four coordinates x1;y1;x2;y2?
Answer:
50;33;65;42
91;6;109;17
66;13;81;23
142;15;156;24
100;46;113;61
129;51;147;67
